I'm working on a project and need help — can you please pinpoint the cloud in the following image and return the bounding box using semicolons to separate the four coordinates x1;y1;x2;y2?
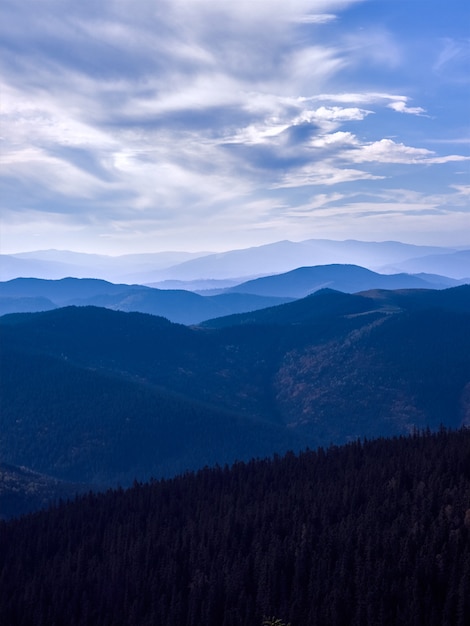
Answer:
433;38;470;82
272;164;383;188
387;101;427;116
451;184;470;196
347;138;470;165
0;0;469;253
294;14;337;24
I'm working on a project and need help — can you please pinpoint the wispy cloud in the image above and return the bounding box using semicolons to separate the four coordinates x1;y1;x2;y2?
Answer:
1;0;469;253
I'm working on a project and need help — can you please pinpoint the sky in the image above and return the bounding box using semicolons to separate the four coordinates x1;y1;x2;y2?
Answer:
1;0;469;255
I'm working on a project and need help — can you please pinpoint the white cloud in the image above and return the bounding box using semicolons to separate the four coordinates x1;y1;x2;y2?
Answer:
348;139;470;165
451;184;470;196
272;164;383;188
310;131;357;149
387;101;427;116
433;38;470;75
1;0;469;253
305;106;370;121
294;14;337;24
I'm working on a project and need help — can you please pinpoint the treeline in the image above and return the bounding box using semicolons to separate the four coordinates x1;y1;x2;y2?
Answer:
1;428;470;625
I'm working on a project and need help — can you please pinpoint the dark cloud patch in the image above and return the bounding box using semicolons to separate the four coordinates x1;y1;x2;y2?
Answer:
45;146;116;182
280;121;320;146
0;25;164;83
221;142;312;173
103;105;254;137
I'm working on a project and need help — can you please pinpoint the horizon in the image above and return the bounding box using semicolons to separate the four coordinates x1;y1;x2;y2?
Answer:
4;237;470;259
1;0;469;255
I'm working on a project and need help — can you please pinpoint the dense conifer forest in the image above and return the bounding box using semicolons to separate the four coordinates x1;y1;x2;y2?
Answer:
1;428;469;625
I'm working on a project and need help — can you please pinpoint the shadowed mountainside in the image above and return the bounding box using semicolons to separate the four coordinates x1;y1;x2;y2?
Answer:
0;463;85;520
1;285;470;507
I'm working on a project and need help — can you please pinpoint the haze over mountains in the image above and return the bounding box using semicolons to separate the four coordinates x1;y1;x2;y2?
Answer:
0;262;465;323
0;277;292;324
1;238;469;518
2;239;469;283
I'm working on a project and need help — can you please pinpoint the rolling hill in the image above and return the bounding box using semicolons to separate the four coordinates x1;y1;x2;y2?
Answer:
0;277;291;323
1;263;462;322
227;264;458;298
1;285;470;511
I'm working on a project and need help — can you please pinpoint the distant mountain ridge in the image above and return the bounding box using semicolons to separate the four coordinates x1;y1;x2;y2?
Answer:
0;277;292;324
0;249;209;283
381;249;470;279
2;239;468;283
227;264;461;299
155;239;461;281
1;264;465;323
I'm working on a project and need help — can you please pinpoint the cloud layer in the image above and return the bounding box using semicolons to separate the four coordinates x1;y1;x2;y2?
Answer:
1;0;469;253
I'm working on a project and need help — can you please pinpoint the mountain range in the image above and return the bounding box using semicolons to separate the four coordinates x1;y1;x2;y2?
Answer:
1;285;469;516
2;239;469;283
226;264;461;299
0;277;292;324
0;263;465;323
2;239;469;622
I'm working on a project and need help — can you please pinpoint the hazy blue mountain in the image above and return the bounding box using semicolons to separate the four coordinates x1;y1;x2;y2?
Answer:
0;296;57;316
1;250;210;282
79;288;292;325
146;278;244;292
0;277;143;304
381;249;470;279
226;264;457;298
0;254;81;281
0;278;291;324
3;240;461;283
148;239;457;281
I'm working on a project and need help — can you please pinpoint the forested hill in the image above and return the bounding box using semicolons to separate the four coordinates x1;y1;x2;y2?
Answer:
1;286;470;500
202;283;470;327
1;428;469;626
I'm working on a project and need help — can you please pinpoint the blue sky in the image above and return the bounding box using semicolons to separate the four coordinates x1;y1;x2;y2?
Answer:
1;0;469;254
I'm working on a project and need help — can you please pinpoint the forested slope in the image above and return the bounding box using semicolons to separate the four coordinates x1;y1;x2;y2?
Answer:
1;286;470;500
1;429;469;626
